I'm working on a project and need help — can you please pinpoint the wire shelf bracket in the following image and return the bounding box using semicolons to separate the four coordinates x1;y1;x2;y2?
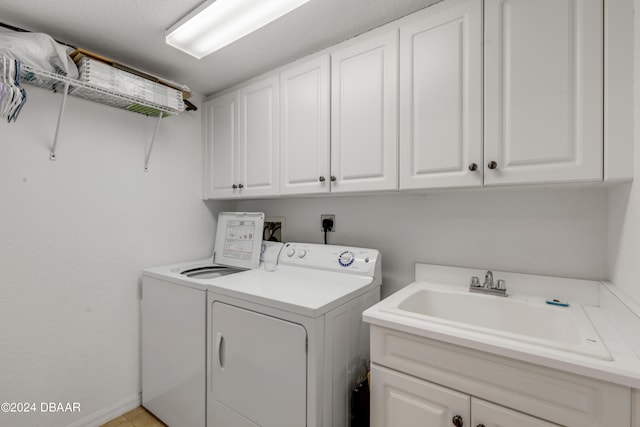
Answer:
49;81;69;161
144;114;163;172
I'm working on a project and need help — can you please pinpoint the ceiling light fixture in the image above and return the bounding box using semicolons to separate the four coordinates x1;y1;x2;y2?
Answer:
166;0;312;59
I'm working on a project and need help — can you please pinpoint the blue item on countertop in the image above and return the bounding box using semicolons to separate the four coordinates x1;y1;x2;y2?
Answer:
546;299;569;307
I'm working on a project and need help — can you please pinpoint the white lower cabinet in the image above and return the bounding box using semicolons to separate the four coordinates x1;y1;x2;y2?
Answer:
370;326;632;427
371;365;558;427
371;364;470;427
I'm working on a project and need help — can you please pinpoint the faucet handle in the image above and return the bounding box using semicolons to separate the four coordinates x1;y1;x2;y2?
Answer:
470;276;481;287
495;279;506;290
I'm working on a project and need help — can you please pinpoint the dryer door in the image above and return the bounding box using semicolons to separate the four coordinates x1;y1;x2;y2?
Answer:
210;302;307;427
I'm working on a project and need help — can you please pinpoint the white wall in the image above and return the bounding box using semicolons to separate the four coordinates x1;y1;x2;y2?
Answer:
0;87;231;427
607;0;640;306
238;187;608;297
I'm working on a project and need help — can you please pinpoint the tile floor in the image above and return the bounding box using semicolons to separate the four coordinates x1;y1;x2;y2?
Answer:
100;406;166;427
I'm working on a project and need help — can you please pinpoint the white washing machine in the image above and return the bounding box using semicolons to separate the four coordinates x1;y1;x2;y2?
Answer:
141;212;267;427
206;242;381;427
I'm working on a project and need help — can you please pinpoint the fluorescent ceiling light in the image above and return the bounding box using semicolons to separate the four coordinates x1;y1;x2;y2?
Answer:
166;0;312;59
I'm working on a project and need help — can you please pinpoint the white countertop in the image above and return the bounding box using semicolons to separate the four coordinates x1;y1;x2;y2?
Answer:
363;263;640;389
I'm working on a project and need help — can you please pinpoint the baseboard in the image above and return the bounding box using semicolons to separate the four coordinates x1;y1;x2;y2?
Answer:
66;393;141;427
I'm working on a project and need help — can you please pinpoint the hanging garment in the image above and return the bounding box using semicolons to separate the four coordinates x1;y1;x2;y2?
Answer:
0;56;27;122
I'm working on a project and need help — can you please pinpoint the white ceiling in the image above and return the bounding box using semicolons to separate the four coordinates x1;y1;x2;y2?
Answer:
0;0;441;97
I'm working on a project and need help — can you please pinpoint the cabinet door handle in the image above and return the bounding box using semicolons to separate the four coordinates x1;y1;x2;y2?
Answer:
319;176;326;182
452;415;463;427
476;424;486;427
232;184;238;189
468;163;478;172
330;175;336;182
238;184;244;189
487;161;498;170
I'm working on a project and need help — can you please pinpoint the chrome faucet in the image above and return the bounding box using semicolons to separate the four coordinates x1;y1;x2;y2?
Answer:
483;270;494;288
469;270;507;297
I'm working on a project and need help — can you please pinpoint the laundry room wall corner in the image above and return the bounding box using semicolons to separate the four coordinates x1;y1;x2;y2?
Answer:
0;88;225;427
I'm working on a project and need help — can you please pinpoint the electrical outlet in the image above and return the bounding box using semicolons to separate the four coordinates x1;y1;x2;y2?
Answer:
264;217;285;242
321;214;335;232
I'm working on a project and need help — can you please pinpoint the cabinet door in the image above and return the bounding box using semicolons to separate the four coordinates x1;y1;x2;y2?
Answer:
399;0;483;190
238;75;280;197
204;91;239;199
331;30;398;193
484;0;603;186
472;398;561;427
280;55;331;195
209;302;307;427
370;364;470;427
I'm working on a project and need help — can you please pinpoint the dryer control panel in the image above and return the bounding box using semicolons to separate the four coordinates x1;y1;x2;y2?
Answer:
279;242;378;276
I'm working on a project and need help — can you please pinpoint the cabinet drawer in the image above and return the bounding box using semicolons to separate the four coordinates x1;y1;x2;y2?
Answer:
371;326;630;427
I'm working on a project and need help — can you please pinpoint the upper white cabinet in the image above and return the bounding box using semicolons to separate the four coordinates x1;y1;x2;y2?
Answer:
204;91;239;199
331;30;399;194
204;0;625;199
204;75;279;199
238;76;280;197
279;55;331;195
279;30;399;197
401;0;605;191
399;0;483;190
484;0;603;186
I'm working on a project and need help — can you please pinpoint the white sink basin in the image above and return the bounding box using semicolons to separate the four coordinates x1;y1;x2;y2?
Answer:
375;283;611;360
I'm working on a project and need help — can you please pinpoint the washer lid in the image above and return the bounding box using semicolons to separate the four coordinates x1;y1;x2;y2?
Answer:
214;212;264;270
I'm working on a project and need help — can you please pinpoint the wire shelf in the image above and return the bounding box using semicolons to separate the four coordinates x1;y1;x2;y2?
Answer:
20;64;181;117
3;55;180;170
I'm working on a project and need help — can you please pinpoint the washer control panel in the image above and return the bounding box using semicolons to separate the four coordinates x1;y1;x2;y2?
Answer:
280;242;378;275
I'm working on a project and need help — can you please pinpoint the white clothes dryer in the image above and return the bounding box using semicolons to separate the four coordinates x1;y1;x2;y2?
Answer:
206;242;381;427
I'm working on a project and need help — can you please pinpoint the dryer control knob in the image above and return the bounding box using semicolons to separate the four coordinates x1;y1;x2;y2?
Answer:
287;248;295;257
338;251;355;267
297;249;307;258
